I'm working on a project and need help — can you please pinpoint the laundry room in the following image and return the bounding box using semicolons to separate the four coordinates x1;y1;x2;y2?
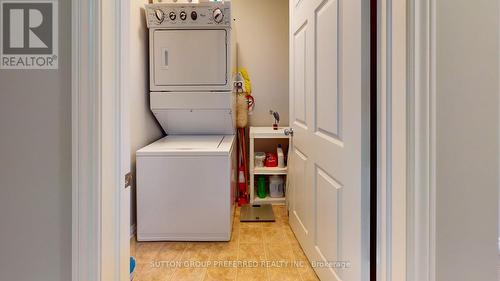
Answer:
6;0;499;279
126;0;311;280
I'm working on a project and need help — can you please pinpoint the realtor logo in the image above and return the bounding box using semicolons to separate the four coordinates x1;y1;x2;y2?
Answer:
0;0;58;69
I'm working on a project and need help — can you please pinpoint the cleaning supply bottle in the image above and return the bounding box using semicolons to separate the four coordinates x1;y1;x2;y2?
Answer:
238;167;248;205
269;175;284;197
257;175;267;198
277;144;285;168
265;152;278;167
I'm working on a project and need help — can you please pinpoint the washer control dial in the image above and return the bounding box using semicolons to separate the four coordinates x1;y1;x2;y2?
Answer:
213;8;224;23
169;11;176;21
154;9;164;23
179;11;187;21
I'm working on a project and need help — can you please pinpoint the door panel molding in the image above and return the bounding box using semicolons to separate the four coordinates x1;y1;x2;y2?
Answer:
291;147;310;236
315;165;342;267
293;22;308;127
314;0;341;141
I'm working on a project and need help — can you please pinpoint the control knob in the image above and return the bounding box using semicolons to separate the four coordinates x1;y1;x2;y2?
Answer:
154;9;164;23
180;11;187;21
169;11;176;21
213;8;224;23
191;11;198;20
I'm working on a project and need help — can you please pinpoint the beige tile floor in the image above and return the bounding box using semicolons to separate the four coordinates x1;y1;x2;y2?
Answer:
132;205;319;281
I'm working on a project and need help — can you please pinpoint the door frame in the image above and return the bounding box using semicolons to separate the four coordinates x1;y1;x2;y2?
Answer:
405;0;436;280
71;0;435;280
71;0;130;280
376;0;436;280
376;0;408;280
71;0;101;279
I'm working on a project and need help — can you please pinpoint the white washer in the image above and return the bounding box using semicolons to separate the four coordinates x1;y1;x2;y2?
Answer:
136;135;237;241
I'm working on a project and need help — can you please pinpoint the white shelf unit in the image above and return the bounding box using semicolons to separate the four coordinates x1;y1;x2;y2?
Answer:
249;127;290;205
254;167;288;175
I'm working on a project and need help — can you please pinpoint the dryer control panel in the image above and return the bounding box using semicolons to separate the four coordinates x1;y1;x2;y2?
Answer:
146;2;231;28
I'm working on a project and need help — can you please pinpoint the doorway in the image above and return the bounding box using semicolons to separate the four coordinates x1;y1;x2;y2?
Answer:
73;1;378;276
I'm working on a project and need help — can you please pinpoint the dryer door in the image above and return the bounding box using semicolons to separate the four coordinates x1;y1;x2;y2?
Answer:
152;29;228;90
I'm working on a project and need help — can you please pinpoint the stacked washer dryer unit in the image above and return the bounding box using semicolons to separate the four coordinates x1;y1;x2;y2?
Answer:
137;1;236;241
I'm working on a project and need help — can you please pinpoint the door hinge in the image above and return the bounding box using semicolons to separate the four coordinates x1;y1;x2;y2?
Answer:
125;172;133;189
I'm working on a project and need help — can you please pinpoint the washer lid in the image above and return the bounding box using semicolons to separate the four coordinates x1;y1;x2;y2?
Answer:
137;135;235;156
150;135;223;150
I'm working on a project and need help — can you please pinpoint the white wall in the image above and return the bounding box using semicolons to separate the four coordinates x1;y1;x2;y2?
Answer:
129;0;164;230
232;0;289;127
0;1;72;280
435;1;499;280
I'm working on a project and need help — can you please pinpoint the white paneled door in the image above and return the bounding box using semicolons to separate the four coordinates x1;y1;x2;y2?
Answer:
288;0;369;280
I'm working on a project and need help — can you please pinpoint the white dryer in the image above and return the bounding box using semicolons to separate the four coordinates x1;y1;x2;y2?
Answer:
146;1;234;92
137;1;237;241
145;1;236;135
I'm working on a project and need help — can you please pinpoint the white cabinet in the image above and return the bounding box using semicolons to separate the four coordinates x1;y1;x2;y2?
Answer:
249;127;290;205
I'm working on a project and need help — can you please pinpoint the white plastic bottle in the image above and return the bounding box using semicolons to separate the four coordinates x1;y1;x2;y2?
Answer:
277;144;285;168
269;175;284;197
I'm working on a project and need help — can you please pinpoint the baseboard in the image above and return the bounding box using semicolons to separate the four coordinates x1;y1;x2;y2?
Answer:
130;224;137;239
